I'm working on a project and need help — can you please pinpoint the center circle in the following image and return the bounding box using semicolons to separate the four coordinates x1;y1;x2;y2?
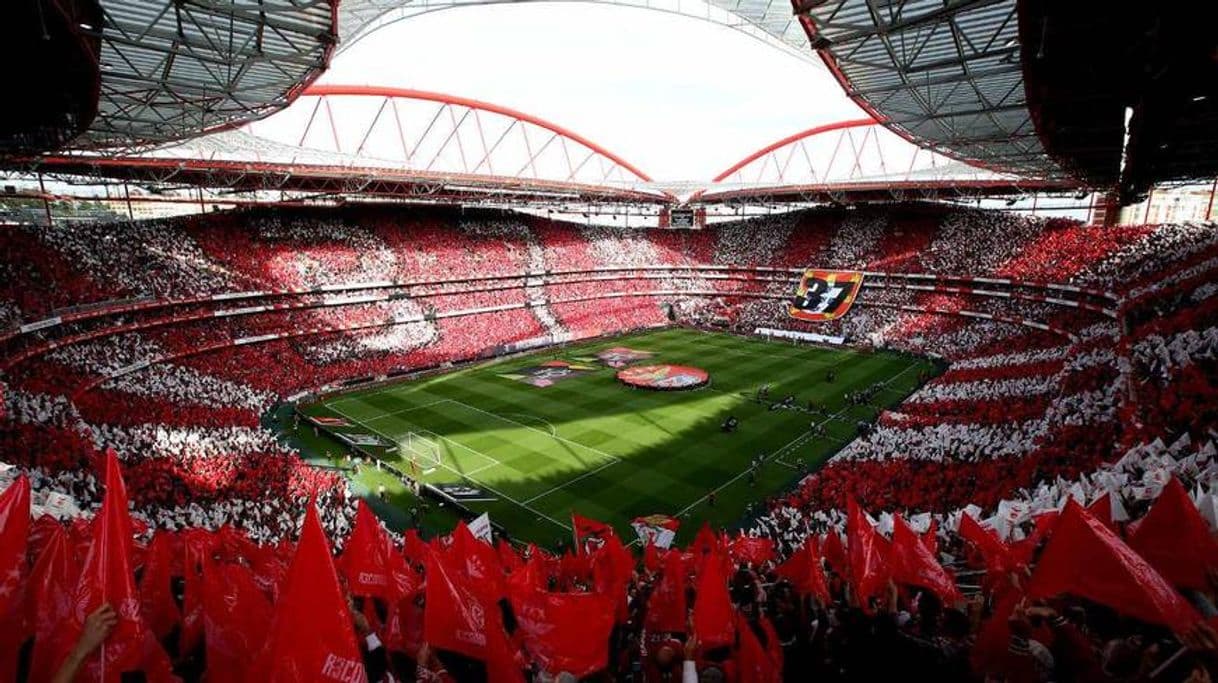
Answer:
616;364;710;391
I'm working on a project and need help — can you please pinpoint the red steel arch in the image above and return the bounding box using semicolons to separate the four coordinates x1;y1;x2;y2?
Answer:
711;118;875;182
696;116;1080;204
302;85;652;182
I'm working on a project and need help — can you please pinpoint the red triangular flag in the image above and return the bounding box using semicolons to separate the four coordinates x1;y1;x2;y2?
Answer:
251;502;366;682
424;546;524;683
338;500;394;600
1129;477;1218;590
26;523;78;683
643;541;661;574
68;450;175;681
1087;492;1115;530
775;542;831;603
1028;500;1200;634
957;513;1018;577
139;532;180;641
203;558;273;680
644;550;687;634
846;497;889;604
497;540;524;574
692;549;734;649
0;475;31;682
572;513;615;554
729;535;775;567
890;514;963;605
178;528;211;656
736;613;781;683
922;519;939;557
450;520;505;603
690;522;720;562
509;585;614;678
423;545;492;662
591;533;632;624
821;531;847;577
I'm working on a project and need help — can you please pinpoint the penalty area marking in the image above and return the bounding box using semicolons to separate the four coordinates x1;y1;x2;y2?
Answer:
433;400;625;507
326;404;572;533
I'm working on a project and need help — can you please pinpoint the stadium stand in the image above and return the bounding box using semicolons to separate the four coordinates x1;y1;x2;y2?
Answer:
3;204;1218;681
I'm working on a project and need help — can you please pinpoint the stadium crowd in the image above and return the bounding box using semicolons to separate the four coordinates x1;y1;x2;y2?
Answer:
1;204;1217;680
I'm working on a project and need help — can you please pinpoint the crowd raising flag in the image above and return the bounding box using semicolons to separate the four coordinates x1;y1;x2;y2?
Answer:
1028;500;1202;634
2;470;1218;681
775;539;831;603
253;500;366;683
1128;476;1218;590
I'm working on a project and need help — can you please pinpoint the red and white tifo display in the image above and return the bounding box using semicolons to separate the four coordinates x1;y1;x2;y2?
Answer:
616;364;710;390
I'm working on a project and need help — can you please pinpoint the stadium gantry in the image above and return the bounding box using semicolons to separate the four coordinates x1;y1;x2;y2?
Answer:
1;0;1113;216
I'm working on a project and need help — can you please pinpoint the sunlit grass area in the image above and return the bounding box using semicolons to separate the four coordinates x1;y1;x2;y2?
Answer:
296;328;937;546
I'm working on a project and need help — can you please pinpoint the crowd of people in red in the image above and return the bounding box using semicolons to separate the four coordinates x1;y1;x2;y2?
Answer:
2;444;1218;682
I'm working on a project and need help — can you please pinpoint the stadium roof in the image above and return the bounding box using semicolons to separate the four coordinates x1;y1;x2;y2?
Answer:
77;0;337;148
799;0;1058;179
338;0;812;61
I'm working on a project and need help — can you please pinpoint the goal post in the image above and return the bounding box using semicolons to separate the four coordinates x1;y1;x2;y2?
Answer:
401;431;442;473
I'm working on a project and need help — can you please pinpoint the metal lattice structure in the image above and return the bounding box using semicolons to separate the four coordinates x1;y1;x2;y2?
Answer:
21;84;668;205
338;0;813;62
800;0;1061;179
696;117;1077;204
268;85;654;185
79;0;337;148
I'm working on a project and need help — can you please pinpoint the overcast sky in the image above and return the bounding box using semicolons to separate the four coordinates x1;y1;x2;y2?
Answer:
318;2;868;181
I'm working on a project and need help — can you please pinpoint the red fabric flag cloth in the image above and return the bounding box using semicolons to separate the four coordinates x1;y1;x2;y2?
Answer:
178;529;213;656
846;498;889;605
970;589;1023;677
26;524;79;683
139;532;180;642
1028;500;1201;634
922;519;939;558
384;594;425;659
643;541;662;574
729;535;775;567
203;558;274;681
644;550;687;635
339;500;394;601
497;540;524;574
386;546;421;602
775;542;831;604
571;513;615;553
692;549;735;649
736;614;781;683
890;514;963;605
690;523;721;563
1087;492;1115;530
251;502;366;683
1129;477;1218;590
591;534;632;624
449;521;506;603
957;513;1018;577
509;586;614;678
69;450;175;682
424;545;493;662
0;475;31;682
821;531;848;577
1010;511;1061;569
424;547;524;683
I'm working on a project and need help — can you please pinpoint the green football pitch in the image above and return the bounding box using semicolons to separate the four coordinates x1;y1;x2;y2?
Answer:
295;328;937;547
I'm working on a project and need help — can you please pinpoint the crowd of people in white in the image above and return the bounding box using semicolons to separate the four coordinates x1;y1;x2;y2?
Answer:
0;204;1214;560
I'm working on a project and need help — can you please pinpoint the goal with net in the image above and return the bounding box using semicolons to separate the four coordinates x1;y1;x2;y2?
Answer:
401;431;442;474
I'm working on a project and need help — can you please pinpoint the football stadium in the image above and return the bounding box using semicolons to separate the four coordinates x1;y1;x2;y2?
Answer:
1;0;1218;681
